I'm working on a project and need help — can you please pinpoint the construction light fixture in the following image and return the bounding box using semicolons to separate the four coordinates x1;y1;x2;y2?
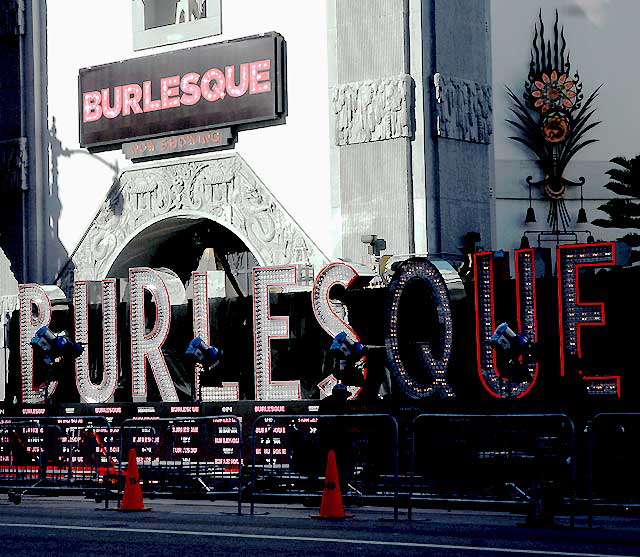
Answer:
186;336;221;371
489;322;534;367
361;234;387;256
30;326;84;403
185;336;223;398
329;332;365;387
330;332;365;361
30;326;83;367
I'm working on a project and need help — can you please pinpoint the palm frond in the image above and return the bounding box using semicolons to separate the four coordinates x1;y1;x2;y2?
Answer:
605;168;637;187
601;198;640;216
609;156;632;169
620;232;640;247
505;119;530;136
570;108;597;136
603;181;636;197
570;120;601;145
591;218;618;228
506;87;539;127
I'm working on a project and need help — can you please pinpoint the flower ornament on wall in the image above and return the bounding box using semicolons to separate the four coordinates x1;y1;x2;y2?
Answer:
531;71;577;113
506;10;601;231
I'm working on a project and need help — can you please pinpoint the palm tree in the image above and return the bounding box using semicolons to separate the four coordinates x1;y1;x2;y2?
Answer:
592;155;640;263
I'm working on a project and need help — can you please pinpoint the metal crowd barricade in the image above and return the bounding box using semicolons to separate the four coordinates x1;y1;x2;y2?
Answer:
249;413;400;519
0;416;113;506
586;413;640;528
409;414;576;525
118;415;243;514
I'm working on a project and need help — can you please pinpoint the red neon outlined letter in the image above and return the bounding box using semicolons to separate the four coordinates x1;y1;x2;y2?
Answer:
474;250;538;398
557;242;619;395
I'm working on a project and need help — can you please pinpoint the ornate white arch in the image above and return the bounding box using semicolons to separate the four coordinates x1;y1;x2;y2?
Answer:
58;152;329;291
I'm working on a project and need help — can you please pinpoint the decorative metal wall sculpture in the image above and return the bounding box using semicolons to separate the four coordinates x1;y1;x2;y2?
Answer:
507;10;601;231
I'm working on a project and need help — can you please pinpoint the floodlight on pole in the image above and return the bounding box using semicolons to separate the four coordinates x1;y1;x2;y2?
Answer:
329;332;366;387
185;336;222;400
30;326;84;403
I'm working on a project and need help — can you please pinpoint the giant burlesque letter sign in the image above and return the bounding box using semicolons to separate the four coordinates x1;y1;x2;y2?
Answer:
74;280;119;403
252;266;301;401
129;267;178;402
557;243;620;396
311;262;373;398
14;244;622;404
474;249;539;398
385;258;455;399
19;284;55;403
192;271;239;401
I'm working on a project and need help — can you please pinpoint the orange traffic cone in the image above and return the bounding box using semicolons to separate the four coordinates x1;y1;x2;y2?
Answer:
310;449;353;519
117;448;151;512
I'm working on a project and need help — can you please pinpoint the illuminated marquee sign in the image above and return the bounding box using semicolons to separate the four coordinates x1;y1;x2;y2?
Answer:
311;262;373;399
474;249;538;399
16;244;622;404
385;258;455;399
19;285;55;404
192;272;239;402
252;267;301;401
556;243;619;396
74;280;118;403
79;32;287;151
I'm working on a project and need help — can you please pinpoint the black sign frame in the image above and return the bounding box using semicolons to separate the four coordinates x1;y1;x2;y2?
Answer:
79;32;287;152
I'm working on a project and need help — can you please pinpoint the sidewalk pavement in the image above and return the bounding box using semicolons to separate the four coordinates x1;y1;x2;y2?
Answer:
3;494;640;532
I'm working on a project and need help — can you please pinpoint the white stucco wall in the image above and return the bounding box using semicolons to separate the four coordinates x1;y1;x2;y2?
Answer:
48;1;640;271
491;0;640;253
46;0;333;272
0;247;18;403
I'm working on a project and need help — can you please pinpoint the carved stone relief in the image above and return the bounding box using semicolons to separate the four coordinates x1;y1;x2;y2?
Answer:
0;138;27;193
331;74;413;146
0;0;24;36
58;153;329;292
433;73;492;144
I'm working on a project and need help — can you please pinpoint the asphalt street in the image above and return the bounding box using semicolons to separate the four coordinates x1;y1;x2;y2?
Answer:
0;497;638;557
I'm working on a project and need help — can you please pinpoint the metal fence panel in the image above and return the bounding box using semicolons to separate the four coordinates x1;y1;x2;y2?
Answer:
0;416;112;505
587;413;640;527
249;414;399;518
118;416;243;514
410;414;576;525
